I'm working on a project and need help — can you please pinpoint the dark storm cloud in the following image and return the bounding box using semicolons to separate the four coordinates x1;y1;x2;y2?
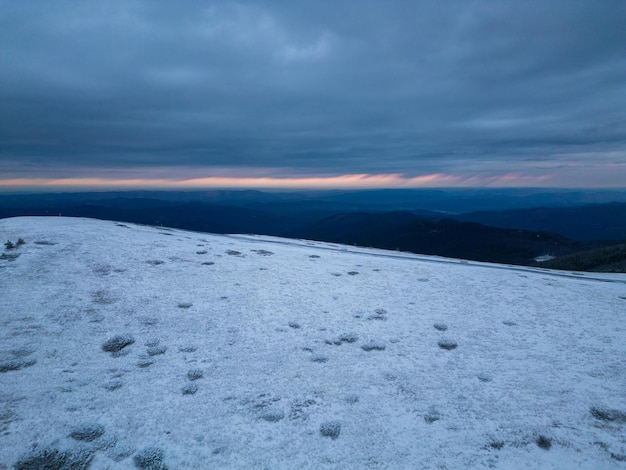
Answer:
0;0;624;180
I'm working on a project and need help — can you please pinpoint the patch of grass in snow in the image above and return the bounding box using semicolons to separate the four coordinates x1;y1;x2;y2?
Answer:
102;334;135;353
133;446;167;469
437;339;458;350
182;384;198;395
310;354;329;363
140;317;159;327
289;397;320;421
251;249;274;256
259;406;285;422
367;308;387;321
187;369;203;381
137;357;154;368
108;444;135;462
361;340;386;351
93;264;112;276
69;423;105;442
536;435;552;450
0;358;36;373
590;406;626;423
15;446;93;470
320;421;341;440
424;408;441;423
145;260;165;265
487;440;505;450
92;290;116;304
103;379;123;391
225;250;242;256
178;345;197;353
339;332;359;343
344;394;359;404
326;332;359;345
146;345;167;356
433;323;448;331
177;302;193;309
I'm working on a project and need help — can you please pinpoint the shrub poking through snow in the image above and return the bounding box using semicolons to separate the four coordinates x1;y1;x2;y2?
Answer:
344;394;359;404
288;321;301;329
102;334;135;353
590;407;626;423
177;302;192;309
320;421;341;440
182;384;198;395
339;332;359;343
15;446;93;470
424;408;441;423
433;323;448;331
311;354;329;363
488;440;505;450
361;340;386;351
367;309;387;321
438;339;458;350
147;345;167;356
0;358;36;373
4;240;15;250
137;358;154;368
536;435;552;450
187;369;203;381
260;406;285;422
133;446;166;469
252;249;274;256
70;423;105;442
104;379;123;391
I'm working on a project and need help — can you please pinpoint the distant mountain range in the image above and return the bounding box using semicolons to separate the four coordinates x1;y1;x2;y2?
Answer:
1;189;625;271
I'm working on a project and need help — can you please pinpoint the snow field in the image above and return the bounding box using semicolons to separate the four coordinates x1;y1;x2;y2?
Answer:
0;216;625;469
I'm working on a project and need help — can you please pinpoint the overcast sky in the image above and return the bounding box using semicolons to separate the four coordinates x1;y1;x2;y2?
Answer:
1;0;624;189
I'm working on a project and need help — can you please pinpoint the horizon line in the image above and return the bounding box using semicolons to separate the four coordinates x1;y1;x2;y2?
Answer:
3;172;623;192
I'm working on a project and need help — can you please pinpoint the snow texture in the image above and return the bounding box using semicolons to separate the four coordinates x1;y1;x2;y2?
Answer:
1;216;625;469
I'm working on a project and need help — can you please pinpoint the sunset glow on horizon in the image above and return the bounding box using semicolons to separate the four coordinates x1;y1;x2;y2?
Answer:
0;171;564;192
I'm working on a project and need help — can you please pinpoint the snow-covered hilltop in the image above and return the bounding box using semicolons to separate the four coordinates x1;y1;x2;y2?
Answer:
1;216;625;469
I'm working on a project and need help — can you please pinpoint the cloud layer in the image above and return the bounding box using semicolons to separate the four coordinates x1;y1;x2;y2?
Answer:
1;1;624;187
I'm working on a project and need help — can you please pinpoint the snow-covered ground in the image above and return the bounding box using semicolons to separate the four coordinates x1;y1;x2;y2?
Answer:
1;216;625;469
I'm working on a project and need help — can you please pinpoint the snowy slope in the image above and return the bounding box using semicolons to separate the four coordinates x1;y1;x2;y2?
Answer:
1;216;625;469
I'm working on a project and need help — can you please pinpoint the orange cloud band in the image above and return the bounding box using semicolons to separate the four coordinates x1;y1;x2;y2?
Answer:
0;172;554;190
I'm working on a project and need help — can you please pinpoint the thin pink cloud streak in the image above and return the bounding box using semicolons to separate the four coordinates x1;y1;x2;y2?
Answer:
0;172;558;190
